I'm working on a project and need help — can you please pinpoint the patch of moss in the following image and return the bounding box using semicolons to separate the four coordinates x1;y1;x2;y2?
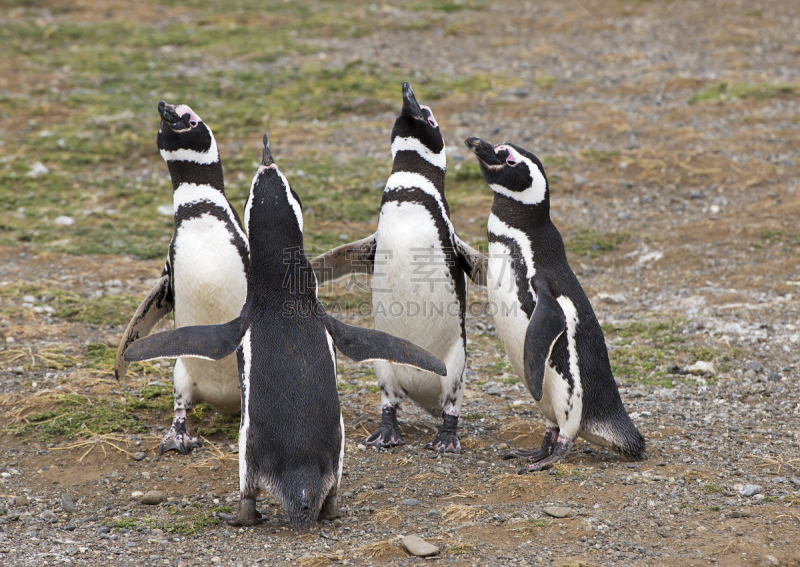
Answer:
194;407;241;441
690;82;794;104
567;228;629;258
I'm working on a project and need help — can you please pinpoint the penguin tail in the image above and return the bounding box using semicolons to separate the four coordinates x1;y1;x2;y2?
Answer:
282;469;328;529
583;412;647;461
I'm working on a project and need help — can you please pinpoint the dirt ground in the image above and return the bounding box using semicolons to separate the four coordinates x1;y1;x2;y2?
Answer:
1;0;799;566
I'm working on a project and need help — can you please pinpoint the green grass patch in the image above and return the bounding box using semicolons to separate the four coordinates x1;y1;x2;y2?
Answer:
603;320;685;388
704;483;723;493
689;82;795;104
461;412;487;421
578;149;620;163
162;505;222;535
194;406;241;441
446;542;477;555
567;228;629;258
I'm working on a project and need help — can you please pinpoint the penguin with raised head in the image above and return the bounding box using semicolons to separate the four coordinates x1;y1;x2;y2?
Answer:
115;101;249;455
125;135;447;528
311;82;486;453
464;137;645;472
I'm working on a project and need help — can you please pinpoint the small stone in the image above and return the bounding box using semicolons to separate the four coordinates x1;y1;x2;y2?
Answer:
133;452;146;461
40;510;55;521
60;493;78;514
739;484;761;497
686;361;715;376
98;526;111;534
744;369;757;379
210;556;221;564
157;204;174;217
54;216;75;226
746;361;763;373
5;336;15;343
765;554;779;566
573;173;588;188
496;443;509;451
27;162;49;177
130;491;144;500
374;481;384;490
401;499;420;507
790;476;800;487
767;372;781;382
501;88;530;98
400;535;440;557
106;335;121;348
63;524;76;531
670;507;680;515
356;444;366;451
13;496;28;507
140;490;165;505
333;519;343;528
543;506;572;518
426;509;441;518
771;477;786;484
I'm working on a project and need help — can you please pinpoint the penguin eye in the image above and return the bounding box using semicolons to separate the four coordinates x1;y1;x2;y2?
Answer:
427;115;437;128
189;120;198;128
506;156;517;167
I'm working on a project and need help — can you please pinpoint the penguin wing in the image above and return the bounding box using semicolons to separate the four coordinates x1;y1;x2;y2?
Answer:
114;271;173;380
454;236;488;287
310;234;376;285
123;317;245;363
523;273;566;401
322;314;447;376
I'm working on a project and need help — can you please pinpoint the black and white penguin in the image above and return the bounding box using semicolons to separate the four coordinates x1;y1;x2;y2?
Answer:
312;82;485;453
115;101;249;455
124;135;447;528
464;137;645;472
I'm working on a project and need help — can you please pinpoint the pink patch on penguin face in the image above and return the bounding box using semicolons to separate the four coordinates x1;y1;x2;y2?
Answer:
174;104;201;128
495;144;517;166
420;105;438;128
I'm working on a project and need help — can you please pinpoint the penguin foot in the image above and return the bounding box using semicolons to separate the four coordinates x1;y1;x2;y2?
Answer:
319;492;341;521
158;416;203;455
424;413;461;454
503;427;559;462
364;406;404;448
219;497;265;527
517;435;573;474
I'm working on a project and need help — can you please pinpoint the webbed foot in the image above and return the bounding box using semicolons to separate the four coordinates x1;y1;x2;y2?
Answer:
219;497;264;527
503;427;558;462
517;435;573;474
424;413;460;454
158;416;202;455
364;406;404;448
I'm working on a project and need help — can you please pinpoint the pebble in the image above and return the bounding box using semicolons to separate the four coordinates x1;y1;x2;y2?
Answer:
767;372;781;382
764;554;779;565
333;519;343;528
400;535;440;557
426;509;441;518
746;361;763;373
54;216;75;226
211;556;221;564
130;491;144;499
157;204;174;217
40;510;55;521
106;335;122;348
401;499;420;506
13;496;28;507
98;526;111;534
60;493;78;513
686;361;715;376
140;490;165;505
133;452;146;461
543;506;573;518
739;484;762;497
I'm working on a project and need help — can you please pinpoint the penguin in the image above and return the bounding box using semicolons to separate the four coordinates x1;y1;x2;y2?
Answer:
311;82;486;453
124;134;447;528
463;137;645;473
115;101;249;455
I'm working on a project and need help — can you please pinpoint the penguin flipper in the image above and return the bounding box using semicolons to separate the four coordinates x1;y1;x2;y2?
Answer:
310;234;376;285
322;314;447;376
454;236;488;287
123;317;245;363
114;271;173;380
523;273;566;401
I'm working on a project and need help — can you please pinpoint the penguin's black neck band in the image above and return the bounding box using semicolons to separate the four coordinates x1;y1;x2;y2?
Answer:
167;160;225;193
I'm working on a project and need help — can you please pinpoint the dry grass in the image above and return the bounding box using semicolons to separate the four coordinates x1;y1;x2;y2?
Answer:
297;553;342;567
442;504;484;522
356;540;404;560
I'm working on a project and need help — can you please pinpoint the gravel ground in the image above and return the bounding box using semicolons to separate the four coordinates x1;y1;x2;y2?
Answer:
1;0;799;566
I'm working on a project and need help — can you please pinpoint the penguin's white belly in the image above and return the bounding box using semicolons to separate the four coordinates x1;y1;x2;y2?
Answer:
487;243;564;425
172;213;247;412
373;201;465;411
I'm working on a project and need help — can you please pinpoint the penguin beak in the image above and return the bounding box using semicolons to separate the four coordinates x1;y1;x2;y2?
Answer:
261;133;274;167
464;137;502;166
158;100;188;129
401;81;425;121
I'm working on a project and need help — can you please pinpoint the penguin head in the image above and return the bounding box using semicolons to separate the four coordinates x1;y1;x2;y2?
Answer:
244;133;304;240
464;137;549;206
156;100;215;156
391;82;444;156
